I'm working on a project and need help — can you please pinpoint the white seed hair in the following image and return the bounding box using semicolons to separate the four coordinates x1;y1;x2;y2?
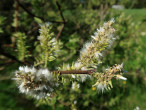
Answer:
14;66;58;99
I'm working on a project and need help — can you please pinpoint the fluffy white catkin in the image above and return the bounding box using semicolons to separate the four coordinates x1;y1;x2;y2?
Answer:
14;66;58;99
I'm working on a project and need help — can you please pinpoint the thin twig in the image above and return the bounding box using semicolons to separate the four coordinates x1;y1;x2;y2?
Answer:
52;69;95;75
55;0;66;39
55;0;66;23
15;0;64;23
0;70;95;81
16;0;66;38
0;47;28;65
56;24;64;39
16;0;45;21
0;52;23;64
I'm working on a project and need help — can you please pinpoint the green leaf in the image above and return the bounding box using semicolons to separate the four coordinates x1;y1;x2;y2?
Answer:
34;17;43;24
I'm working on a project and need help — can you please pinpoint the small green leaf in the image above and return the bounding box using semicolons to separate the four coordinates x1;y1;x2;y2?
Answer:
34;17;43;24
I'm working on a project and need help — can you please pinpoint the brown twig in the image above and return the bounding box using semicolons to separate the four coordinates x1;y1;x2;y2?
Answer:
55;0;66;23
16;0;66;38
15;0;45;21
52;69;95;75
56;24;64;39
55;0;66;39
0;69;95;81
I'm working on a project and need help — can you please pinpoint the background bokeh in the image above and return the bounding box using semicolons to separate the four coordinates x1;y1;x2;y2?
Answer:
0;0;146;110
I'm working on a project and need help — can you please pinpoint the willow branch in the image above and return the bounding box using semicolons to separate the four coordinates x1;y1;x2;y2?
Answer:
1;70;95;81
52;69;95;75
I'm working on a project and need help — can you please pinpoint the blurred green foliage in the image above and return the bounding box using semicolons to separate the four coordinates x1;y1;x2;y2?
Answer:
0;0;146;110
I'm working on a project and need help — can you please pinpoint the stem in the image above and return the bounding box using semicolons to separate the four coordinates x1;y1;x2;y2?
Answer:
56;23;64;39
44;52;48;68
1;69;95;81
52;69;95;75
